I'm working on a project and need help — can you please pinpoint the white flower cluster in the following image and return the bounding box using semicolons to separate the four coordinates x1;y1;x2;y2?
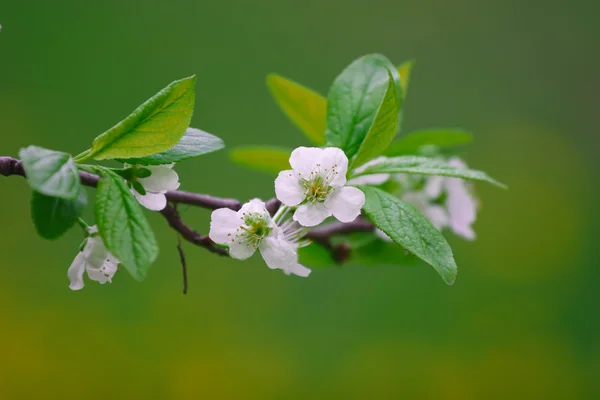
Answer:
349;156;479;240
210;147;366;278
68;226;119;290
66;146;478;289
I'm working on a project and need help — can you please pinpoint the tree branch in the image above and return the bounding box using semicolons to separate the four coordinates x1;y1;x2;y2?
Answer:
1;155;376;263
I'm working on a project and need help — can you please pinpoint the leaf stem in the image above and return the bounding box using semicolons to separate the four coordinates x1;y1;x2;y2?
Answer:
73;149;91;163
77;217;90;232
272;204;291;224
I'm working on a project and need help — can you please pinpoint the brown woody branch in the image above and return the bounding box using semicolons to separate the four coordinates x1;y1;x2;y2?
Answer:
0;156;375;262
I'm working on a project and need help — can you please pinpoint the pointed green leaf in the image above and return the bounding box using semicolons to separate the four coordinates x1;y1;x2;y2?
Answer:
359;185;457;284
352;71;398;168
353;156;506;188
19;146;81;199
85;76;196;161
118;128;224;165
95;169;158;281
385;129;473;156
267;74;327;145
229;146;291;175
325;54;402;160
31;188;87;240
397;60;414;95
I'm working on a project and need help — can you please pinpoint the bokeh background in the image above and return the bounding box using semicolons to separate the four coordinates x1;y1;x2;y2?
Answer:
1;0;598;398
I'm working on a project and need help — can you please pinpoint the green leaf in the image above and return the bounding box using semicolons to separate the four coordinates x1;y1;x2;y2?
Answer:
385;129;473;156
117;128;224;165
359;185;457;284
397;60;415;95
85;76;196;161
95;169;159;281
353;156;506;188
19;146;81;199
352;71;398;168
325;54;402;160
31;188;87;240
229;146;291;175
267;74;327;145
396;60;414;131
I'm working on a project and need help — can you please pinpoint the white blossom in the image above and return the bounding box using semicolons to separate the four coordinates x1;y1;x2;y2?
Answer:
209;199;311;277
347;156;391;186
126;163;180;211
68;226;119;290
275;147;365;227
421;158;478;240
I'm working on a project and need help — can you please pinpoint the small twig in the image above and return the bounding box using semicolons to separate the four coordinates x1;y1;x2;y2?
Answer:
1;155;377;263
160;204;228;256
0;156;241;211
177;235;188;295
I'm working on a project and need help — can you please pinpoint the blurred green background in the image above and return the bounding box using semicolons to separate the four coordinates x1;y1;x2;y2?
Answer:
1;0;598;398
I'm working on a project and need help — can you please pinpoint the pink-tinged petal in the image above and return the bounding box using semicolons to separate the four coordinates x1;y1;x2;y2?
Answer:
347;173;390;186
448;157;467;169
239;198;267;215
68;252;87;291
284;263;311;277
423;205;450;231
325;186;365;223
275;170;304;206
424;175;444;199
259;233;297;270
133;190;167;211
293;203;332;227
228;240;256;260
318;147;348;186
289;147;323;177
375;228;393;242
446;178;477;240
139;165;180;192
209;208;242;245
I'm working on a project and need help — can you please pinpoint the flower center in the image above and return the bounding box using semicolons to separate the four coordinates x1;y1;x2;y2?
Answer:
231;212;273;248
302;175;331;203
301;163;340;203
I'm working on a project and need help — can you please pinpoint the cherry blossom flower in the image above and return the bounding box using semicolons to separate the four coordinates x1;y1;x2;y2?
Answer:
274;147;365;227
209;199;311;277
68;226;119;290
422;158;478;240
376;157;478;241
347;156;391;186
126;163;180;211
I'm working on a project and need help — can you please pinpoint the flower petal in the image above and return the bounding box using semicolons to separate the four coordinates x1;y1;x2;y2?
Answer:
228;240;256;260
82;236;108;269
86;254;118;284
240;198;267;215
319;147;349;186
133;190;167;211
293;203;332;227
424;175;444;199
347;173;390;186
209;208;242;245
375;228;393;242
138;165;180;192
289;147;323;177
68;252;87;291
284;263;311;277
325;186;365;223
446;178;477;240
259;233;297;270
423;205;450;231
275;170;304;206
